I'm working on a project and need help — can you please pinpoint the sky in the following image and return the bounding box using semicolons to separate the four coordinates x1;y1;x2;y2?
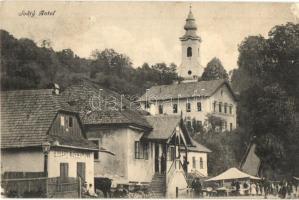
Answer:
1;2;298;72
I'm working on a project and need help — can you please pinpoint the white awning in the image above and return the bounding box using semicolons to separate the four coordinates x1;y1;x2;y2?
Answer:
206;167;261;181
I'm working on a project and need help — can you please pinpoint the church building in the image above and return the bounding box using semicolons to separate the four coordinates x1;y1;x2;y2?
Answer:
139;8;238;132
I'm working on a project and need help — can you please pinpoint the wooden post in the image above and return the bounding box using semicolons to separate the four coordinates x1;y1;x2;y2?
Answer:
176;187;179;198
78;177;81;198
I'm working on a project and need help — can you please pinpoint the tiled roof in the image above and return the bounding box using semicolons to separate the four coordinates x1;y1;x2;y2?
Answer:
143;115;181;140
1;89;97;150
139;79;236;101
61;80;151;129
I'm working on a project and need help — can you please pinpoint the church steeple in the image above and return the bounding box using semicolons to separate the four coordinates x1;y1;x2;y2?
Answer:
180;6;201;42
178;6;203;81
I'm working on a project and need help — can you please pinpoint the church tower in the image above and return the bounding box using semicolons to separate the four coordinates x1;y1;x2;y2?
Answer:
178;7;203;81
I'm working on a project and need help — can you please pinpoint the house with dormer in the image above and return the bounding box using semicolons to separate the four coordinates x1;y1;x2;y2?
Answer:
0;88;98;194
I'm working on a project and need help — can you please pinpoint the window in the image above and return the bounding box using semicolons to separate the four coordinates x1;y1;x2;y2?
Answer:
60;116;65;126
213;101;217;112
186;102;191;112
60;163;69;178
135;142;148;159
158;105;163;114
135;141;140;159
229;105;233;114
230;123;233;131
91;140;99;160
69;117;73;127
77;162;86;181
197;102;202;112
192;157;196;169
219;102;223;112
187;47;192;57
143;142;149;160
224;121;227;130
200;158;203;169
173;104;178;113
188;70;192;75
224;103;227;114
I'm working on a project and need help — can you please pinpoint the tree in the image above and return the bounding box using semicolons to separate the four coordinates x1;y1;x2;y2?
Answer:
201;57;229;81
231;22;299;178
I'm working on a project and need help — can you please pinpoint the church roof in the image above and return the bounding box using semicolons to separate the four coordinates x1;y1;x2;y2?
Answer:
138;79;237;101
180;9;201;41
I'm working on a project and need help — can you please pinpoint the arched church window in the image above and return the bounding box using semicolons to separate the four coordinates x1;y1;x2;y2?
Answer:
187;47;192;57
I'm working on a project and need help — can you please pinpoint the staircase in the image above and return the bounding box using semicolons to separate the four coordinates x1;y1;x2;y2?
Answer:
150;173;166;197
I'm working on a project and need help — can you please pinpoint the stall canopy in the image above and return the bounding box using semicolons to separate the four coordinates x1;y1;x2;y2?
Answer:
206;167;261;181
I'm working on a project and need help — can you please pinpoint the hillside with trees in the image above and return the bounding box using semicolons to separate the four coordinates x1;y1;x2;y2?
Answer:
0;29;178;96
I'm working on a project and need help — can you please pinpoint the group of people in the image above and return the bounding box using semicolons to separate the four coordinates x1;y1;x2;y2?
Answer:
250;179;298;199
190;177;298;198
191;178;203;198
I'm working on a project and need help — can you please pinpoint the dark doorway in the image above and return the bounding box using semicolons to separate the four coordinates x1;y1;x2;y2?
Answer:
155;144;159;173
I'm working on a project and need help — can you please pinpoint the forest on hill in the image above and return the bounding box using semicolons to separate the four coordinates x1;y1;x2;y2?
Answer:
0;29;178;96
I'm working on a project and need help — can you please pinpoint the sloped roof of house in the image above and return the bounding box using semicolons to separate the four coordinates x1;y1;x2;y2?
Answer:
139;79;237;101
1;89;97;150
187;138;212;153
143;115;181;140
61;80;151;129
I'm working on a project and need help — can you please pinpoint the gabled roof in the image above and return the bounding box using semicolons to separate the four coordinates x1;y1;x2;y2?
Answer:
186;138;212;153
206;167;261;181
61;80;151;129
139;79;237;102
143;115;181;140
1;89;97;150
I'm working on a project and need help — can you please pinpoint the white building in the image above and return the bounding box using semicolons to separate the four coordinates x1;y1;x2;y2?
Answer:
139;79;238;132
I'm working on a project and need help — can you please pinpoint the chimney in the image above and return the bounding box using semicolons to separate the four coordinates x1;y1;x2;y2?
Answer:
52;83;60;95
